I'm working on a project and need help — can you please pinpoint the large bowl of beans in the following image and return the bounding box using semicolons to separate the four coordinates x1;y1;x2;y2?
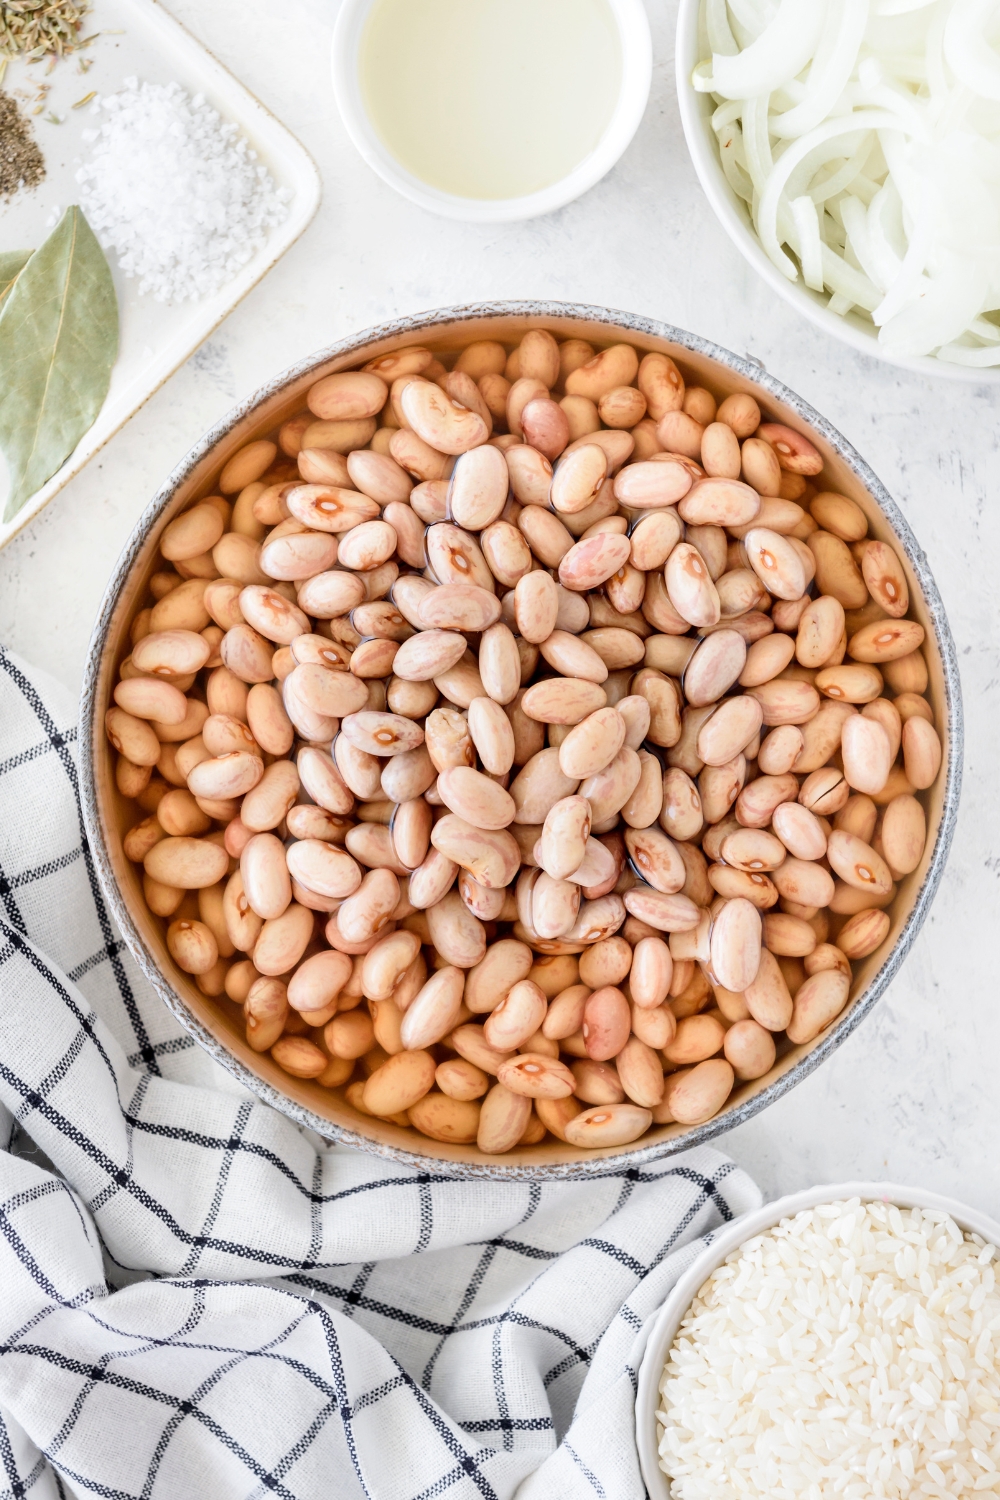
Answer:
79;301;961;1177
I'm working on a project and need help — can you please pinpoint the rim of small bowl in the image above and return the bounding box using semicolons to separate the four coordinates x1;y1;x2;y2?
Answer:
330;0;652;222
635;1180;1000;1499
673;0;1000;384
79;299;963;1180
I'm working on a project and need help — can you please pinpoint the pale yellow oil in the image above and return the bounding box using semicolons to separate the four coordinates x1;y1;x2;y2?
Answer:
358;0;623;201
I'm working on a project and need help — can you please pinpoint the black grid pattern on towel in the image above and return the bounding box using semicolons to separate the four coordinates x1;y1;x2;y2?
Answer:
0;647;762;1498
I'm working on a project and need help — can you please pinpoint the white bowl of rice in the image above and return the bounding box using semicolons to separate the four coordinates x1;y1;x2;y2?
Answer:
635;1182;1000;1499
675;0;1000;381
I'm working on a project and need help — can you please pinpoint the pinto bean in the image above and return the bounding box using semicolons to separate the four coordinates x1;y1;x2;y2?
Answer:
770;857;835;908
436;765;516;830
564;1102;652;1146
527;869;577;938
253;902;313;976
167;919;218;975
457;942;531;1020
709;898;762;993
408;1093;481;1143
841;715;892;796
744;528;809;601
244;977;289;1052
902;716;942;789
401;379;488;455
826;829;893;897
615;1036;664;1107
683;630;747;707
425;887;486;966
762;911;817;958
476;1083;532;1153
241;832;292;920
860;541;908;617
568;1058;622;1105
578;986;628;1061
287;949;352;1013
743;948;794;1031
786;968;850;1044
657;1060;734;1125
679;477;760;529
435;1058;489;1103
187;751;263;802
880;794;926;876
631;1000;676;1051
498;1053;576;1099
665;543;721;628
625;937;671;1012
363;1050;436;1116
399;966;466;1049
835;907;891;960
723;1019;776;1080
697;696;763;767
144;836;228;890
483;979;547;1051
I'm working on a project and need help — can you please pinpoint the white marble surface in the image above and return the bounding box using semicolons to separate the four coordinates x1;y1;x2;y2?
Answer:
1;0;995;1213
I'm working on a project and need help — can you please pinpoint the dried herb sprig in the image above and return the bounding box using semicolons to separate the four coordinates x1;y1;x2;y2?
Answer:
0;1;92;64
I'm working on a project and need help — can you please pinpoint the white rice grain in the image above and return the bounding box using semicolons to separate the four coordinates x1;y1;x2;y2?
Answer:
657;1199;1000;1500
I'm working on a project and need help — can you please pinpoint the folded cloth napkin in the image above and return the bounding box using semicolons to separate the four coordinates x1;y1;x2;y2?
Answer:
0;646;762;1499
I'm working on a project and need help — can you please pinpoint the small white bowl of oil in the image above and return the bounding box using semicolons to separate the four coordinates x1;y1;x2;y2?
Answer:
332;0;652;222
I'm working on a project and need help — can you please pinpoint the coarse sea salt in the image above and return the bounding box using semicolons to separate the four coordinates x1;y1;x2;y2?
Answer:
657;1199;1000;1500
75;78;290;304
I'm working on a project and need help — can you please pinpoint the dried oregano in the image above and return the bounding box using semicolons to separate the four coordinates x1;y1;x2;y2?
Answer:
0;1;92;64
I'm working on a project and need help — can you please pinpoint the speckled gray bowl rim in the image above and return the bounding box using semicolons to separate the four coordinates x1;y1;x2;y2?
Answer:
79;299;963;1180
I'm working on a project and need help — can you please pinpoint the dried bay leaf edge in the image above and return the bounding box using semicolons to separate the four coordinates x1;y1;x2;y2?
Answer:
0;208;118;522
0;251;32;308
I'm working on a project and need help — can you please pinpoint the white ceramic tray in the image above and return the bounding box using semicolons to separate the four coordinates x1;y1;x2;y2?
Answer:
0;0;321;551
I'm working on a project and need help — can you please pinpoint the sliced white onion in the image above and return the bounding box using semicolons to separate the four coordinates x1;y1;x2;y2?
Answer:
791;195;826;288
875;0;936;14
718;122;755;197
698;0;827;100
937;339;1000;363
757;110;898;277
968;316;1000;342
820;243;882;308
771;0;871;140
697;0;1000;362
871;214;933;326
741;94;774;194
712;100;745;130
881;253;991;352
706;0;740;55
802;135;876;203
856;76;932;139
943;0;1000;102
728;0;780;45
841;192;887;288
865;181;908;284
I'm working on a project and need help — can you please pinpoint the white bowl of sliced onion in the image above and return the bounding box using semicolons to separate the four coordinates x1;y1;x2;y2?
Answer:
676;0;1000;380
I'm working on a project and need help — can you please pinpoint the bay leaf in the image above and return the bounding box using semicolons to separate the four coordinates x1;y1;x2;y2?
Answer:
0;251;32;308
0;208;118;522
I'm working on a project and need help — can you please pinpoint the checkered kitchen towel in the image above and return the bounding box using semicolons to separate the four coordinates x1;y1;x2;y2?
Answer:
0;646;762;1500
